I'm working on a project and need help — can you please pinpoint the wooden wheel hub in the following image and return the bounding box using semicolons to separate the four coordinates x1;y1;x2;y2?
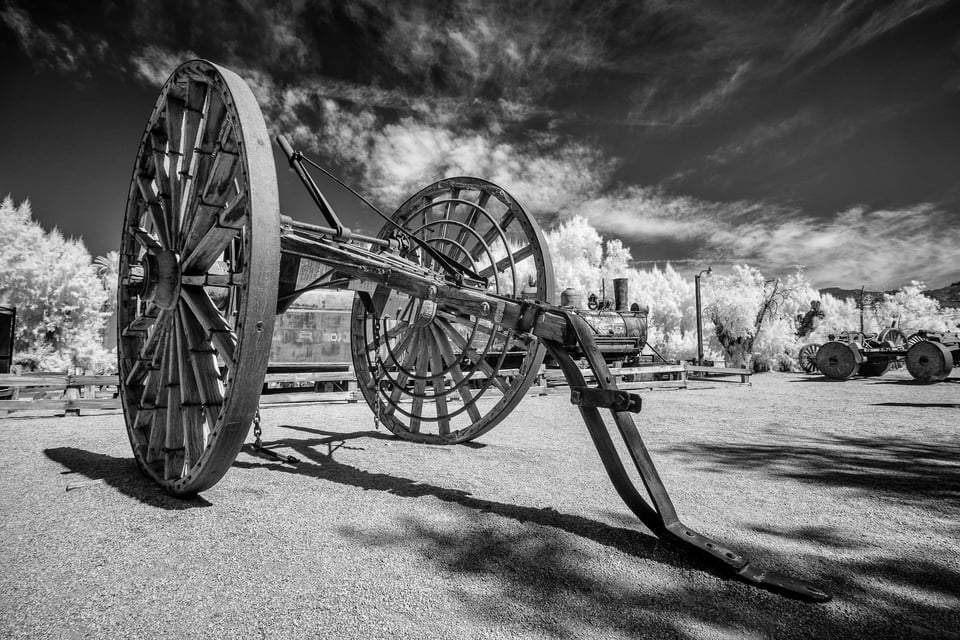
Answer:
137;250;181;310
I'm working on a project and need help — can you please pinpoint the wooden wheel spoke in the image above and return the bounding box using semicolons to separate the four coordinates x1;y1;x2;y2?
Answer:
382;328;422;416
130;226;163;255
409;332;431;432
168;314;200;477
470;210;515;261
437;318;509;393
177;81;207;224
150;128;174;231
124;311;169;387
146;329;173;462
164;97;186;238
163;316;185;479
199;126;240;207
137;330;166;413
365;320;411;357
449;200;486;263
123;304;161;337
135;175;172;250
181;201;245;273
438;189;459;241
180;285;238;367
179;306;223;463
478;244;534;280
427;329;450;435
429;324;482;423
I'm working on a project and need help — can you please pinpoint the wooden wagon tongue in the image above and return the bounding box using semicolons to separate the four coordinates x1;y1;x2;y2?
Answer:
117;59;830;603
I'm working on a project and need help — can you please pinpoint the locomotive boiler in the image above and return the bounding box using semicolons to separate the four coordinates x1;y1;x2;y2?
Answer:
553;277;649;366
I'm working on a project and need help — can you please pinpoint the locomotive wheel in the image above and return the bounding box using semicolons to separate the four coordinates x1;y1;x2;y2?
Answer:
351;177;555;444
815;341;860;380
877;328;907;370
117;60;279;494
797;343;820;373
906;340;953;383
906;332;926;347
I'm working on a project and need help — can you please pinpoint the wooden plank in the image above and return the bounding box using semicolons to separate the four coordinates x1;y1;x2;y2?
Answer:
263;371;356;384
0;399;122;412
684;365;751;375
0;374;120;387
259;391;357;404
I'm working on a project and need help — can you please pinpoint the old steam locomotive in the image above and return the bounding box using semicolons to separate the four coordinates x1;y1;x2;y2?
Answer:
510;277;648;369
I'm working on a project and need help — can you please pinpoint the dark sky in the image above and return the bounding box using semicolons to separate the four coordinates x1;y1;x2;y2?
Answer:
2;0;959;289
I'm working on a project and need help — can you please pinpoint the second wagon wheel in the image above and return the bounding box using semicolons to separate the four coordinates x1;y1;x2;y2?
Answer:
797;343;821;373
351;177;555;444
117;60;279;495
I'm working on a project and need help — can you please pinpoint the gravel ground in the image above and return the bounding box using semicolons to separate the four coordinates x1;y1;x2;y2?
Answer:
1;369;958;639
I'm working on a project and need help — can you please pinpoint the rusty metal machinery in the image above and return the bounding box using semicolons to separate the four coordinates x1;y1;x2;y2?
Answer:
814;329;958;382
552;280;648;366
814;329;907;380
905;331;959;383
117;60;830;601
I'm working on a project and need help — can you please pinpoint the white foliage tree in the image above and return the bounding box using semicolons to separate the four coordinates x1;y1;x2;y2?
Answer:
540;214;958;369
0;196;112;372
544;215;603;299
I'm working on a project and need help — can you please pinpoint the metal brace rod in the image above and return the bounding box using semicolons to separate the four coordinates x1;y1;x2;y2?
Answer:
542;310;831;602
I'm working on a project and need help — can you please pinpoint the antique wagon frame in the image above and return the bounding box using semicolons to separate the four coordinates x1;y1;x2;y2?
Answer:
117;60;829;602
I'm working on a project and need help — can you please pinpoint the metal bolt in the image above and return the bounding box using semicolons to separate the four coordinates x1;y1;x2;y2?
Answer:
480;302;491;316
427;286;437;299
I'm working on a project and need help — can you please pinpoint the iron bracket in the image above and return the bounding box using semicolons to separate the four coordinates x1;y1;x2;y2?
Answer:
570;386;642;413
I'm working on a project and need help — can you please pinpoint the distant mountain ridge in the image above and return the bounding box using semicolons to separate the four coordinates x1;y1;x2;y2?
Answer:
819;282;960;309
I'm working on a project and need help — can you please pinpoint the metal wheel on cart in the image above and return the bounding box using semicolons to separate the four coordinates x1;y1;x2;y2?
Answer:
906;340;953;383
117;60;280;495
815;341;859;380
351;177;555;444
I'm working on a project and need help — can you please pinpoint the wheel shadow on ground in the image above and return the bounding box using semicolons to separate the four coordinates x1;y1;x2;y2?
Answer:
871;377;960;386
234;427;678;566
43;447;212;509
662;432;960;503
873;402;960;408
241;428;958;639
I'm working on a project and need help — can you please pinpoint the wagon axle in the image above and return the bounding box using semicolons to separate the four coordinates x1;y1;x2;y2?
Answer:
117;59;830;602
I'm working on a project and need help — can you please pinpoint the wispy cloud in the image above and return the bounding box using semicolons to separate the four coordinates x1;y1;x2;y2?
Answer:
130;45;197;87
583;189;960;288
6;0;956;289
714;203;960;288
671;60;754;125
1;5;106;74
784;0;951;73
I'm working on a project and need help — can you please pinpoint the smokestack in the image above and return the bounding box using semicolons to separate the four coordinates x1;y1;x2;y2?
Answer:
613;278;628;311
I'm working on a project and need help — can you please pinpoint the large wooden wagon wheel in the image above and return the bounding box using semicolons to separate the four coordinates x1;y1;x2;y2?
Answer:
351;177;555;444
117;60;279;495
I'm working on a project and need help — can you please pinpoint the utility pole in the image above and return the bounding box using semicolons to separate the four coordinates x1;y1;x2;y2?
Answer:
695;267;711;365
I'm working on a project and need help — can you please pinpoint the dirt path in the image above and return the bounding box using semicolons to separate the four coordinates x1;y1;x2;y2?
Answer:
1;370;958;639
